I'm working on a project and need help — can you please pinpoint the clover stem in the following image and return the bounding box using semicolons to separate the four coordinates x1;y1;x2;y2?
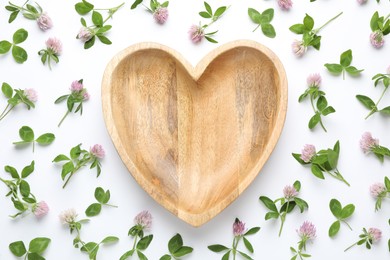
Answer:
62;159;91;188
318;165;350;186
0;104;10;119
310;95;327;132
105;203;118;208
252;24;261;32
232;237;238;260
342;220;353;231
279;200;289;236
132;236;138;251
58;110;70;127
314;12;343;34
102;2;124;24
365;86;388;119
344;242;357;252
0;105;15;121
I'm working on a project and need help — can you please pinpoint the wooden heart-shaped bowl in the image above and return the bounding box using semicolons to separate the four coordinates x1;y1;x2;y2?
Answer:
102;40;287;227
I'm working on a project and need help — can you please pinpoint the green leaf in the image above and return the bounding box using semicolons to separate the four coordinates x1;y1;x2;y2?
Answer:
19;126;34;142
5;165;19;179
199;11;212;18
259;196;278;212
84;36;95;49
96;25;112;34
385;177;390;190
204;1;212;15
262;8;274;23
280;201;296;213
161;1;169;8
0;41;12;54
289;24;305;34
243;237;253;253
265;212;279;220
2;82;13;98
370;11;379;31
322;106;336;116
94;187;106;203
19;180;30;197
340;49;352;67
80;242;98;258
328;221;340;237
26;4;38;14
303;14;314;30
85;203;102;217
329;199;342;218
12;197;26;211
293;180;301;192
205;36;218;43
327;149;338;169
97;35;112;45
208;244;229;252
292;153;306;164
311;164;325;179
92;11;103;27
101;236;119;244
9;241;26;257
261;23;276;38
8;11;20;23
324;63;343;74
75;0;94;15
317;96;328;111
168;233;183;254
27;253;45;260
36;133;55;145
131;0;143;9
294;197;309;213
70;144;82;159
137;235;153;250
61;161;74;180
244;227;260;236
137;250;148;260
12;45;28;63
28;237;51;254
356;95;376;110
222;251;231;260
53;154;70;162
238;250;253;260
248;8;261;24
340;204;355;219
172;246;193;257
13;29;28;44
308;113;320;129
345;66;364;76
21;161;35;179
120;250;134;260
160;255;171;260
214;6;226;18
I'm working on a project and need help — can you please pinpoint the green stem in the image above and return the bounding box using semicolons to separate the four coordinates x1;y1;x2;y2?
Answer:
318;165;350;186
279;200;289;237
310;95;327;132
62;159;91;188
252;23;261;32
102;2;124;24
9;1;40;18
313;12;343;34
32;141;35;153
105;203;118;208
341;220;353;231
0;105;15;121
58;110;70;127
344;241;357;252
0;103;10;119
365;86;388;119
132;236;138;251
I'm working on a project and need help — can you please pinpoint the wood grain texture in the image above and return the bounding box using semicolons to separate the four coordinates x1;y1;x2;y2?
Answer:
101;40;288;227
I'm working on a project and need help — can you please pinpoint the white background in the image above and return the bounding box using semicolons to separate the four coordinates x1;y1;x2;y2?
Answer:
0;0;390;259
